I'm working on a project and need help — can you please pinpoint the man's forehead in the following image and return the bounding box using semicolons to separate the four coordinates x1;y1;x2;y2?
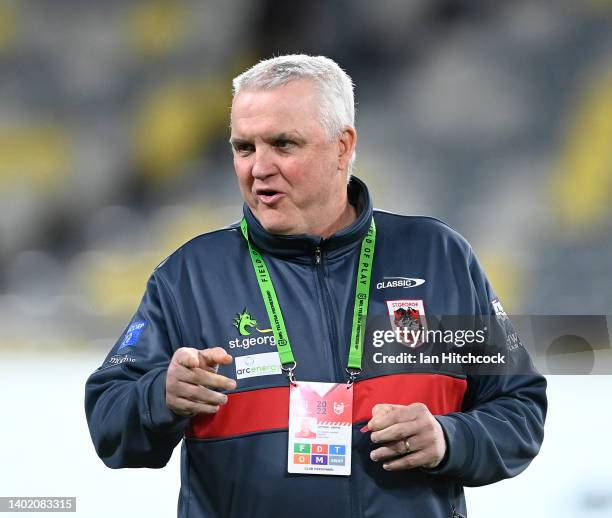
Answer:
230;87;323;139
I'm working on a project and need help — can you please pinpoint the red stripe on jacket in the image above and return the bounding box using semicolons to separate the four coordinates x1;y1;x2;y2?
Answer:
186;373;467;439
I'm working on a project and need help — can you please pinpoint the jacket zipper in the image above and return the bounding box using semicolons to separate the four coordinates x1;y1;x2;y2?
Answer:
313;245;343;382
315;245;356;518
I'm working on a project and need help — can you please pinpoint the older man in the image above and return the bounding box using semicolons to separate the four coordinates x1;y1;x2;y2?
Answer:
86;55;546;518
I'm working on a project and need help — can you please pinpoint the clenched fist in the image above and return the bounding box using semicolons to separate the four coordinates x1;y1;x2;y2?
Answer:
367;403;447;471
166;347;236;417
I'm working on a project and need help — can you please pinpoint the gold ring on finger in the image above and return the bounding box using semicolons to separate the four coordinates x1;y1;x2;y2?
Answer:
404;438;411;454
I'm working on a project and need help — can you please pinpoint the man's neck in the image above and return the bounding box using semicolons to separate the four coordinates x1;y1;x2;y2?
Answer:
317;200;358;239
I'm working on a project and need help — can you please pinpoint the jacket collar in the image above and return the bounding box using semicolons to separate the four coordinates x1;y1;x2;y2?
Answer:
242;176;373;262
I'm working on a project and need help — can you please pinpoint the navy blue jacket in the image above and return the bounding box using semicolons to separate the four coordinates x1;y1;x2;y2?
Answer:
85;177;547;518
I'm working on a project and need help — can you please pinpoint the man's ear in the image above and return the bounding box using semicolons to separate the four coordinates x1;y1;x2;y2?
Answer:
337;126;357;172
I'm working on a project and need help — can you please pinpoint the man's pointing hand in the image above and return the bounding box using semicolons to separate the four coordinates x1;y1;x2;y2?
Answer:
166;347;236;417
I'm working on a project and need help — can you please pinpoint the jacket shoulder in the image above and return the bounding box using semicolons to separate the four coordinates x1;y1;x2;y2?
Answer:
153;221;242;275
373;209;472;256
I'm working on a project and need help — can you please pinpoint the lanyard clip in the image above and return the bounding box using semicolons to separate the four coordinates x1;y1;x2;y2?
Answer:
281;361;298;386
345;367;361;387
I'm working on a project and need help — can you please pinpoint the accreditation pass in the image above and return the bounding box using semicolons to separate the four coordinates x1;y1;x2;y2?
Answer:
288;381;353;476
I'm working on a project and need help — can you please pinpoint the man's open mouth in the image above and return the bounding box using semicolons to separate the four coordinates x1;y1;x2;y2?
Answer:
255;189;284;205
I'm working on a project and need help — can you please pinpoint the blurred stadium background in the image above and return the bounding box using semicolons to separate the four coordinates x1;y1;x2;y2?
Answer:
0;1;610;516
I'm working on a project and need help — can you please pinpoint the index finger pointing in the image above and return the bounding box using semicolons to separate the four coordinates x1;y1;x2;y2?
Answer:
198;347;233;371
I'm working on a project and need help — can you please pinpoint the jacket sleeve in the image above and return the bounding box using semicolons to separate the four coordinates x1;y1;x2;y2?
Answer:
424;249;547;486
84;271;190;469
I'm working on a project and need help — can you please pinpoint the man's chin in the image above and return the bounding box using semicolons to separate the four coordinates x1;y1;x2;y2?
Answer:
261;221;296;236
256;210;298;236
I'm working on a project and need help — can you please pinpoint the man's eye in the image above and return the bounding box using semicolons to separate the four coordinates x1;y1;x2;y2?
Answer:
274;139;294;149
234;143;254;155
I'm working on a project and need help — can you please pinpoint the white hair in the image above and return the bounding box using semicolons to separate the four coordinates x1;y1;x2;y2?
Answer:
232;54;356;174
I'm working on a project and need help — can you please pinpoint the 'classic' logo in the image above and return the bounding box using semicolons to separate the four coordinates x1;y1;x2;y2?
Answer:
376;277;425;290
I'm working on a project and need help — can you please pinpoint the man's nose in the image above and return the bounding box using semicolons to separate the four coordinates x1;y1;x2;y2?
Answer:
251;146;277;179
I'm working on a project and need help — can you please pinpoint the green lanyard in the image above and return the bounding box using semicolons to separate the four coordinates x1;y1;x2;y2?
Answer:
239;217;376;384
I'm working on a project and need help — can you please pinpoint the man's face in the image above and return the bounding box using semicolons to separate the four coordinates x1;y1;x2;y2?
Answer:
230;79;349;235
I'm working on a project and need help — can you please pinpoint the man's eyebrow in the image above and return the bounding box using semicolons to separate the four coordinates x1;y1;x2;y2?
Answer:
229;137;251;146
265;131;304;143
229;131;305;147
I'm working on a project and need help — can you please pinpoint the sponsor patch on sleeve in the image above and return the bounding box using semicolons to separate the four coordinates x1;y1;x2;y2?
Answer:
491;299;508;321
491;299;522;352
118;321;147;349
